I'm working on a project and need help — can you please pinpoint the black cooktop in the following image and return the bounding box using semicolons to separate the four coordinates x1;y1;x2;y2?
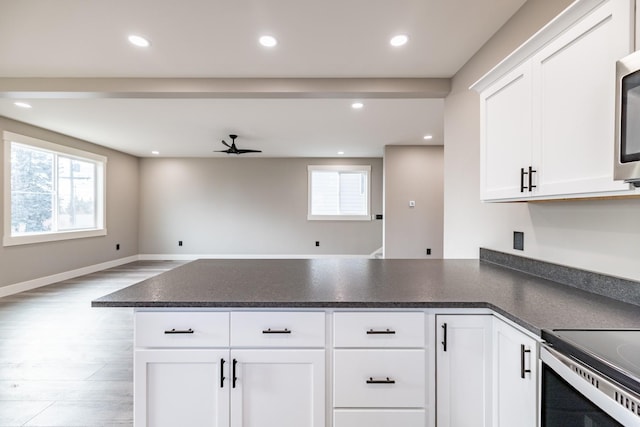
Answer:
542;329;640;395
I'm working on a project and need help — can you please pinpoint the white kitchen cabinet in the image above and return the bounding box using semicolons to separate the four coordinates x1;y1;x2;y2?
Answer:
480;62;533;200
436;315;493;427
333;311;427;427
475;0;634;201
134;310;325;427
134;349;230;427
230;349;325;427
531;0;633;197
492;317;538;427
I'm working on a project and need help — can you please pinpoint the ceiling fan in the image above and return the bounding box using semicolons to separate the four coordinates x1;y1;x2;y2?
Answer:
216;134;262;155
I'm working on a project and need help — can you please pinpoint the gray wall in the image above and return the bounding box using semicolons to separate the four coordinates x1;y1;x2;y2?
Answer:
384;145;444;258
138;157;383;255
443;0;640;281
0;117;140;289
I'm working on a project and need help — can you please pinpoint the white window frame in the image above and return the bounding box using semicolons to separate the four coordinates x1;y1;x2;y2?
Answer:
3;131;107;246
307;164;371;221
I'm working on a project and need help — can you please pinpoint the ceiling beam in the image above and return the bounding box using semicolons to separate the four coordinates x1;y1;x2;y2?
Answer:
0;78;450;99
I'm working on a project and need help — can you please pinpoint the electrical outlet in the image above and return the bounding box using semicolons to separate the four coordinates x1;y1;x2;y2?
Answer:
116;243;120;251
315;241;320;247
178;240;183;247
513;231;524;251
426;248;431;255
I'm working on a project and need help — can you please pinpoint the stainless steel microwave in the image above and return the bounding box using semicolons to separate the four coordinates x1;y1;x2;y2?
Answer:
615;50;640;187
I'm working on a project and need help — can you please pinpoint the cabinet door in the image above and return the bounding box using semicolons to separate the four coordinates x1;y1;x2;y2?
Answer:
230;349;325;427
134;349;229;427
493;318;538;427
436;315;493;427
532;0;633;197
480;62;533;200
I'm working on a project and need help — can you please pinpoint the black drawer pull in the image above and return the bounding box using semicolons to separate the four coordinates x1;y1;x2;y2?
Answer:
262;328;291;334
220;358;226;388
366;377;395;384
521;344;532;378
232;359;238;388
164;328;194;334
366;328;396;335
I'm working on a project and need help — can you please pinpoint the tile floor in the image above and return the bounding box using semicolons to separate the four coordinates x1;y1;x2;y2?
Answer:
0;261;183;427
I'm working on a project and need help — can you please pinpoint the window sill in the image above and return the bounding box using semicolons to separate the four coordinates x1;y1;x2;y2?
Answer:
3;228;107;247
307;215;372;221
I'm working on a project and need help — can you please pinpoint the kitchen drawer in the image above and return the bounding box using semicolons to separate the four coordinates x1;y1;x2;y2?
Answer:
230;311;325;347
333;312;425;348
334;409;426;427
333;349;425;408
135;311;229;348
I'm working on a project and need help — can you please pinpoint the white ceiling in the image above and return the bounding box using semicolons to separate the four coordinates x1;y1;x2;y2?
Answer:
0;0;526;157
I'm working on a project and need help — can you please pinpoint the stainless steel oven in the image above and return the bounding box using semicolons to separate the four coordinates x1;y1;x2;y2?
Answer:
615;50;640;187
541;330;640;426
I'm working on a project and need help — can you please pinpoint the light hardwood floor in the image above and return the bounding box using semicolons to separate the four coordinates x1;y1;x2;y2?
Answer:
0;260;184;427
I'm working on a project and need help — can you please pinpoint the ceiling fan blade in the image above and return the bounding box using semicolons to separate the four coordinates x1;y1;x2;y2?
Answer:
215;149;232;153
237;149;262;154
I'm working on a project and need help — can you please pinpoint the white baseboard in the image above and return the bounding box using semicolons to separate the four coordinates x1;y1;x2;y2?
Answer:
139;253;374;261
0;255;140;298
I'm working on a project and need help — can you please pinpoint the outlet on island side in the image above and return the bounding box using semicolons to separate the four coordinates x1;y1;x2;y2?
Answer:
315;241;320;247
178;240;183;247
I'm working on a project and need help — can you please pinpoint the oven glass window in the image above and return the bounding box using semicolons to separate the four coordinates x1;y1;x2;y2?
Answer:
542;365;623;427
621;70;640;163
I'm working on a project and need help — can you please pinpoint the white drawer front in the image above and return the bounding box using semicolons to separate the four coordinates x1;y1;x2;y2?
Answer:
334;409;426;427
334;349;425;408
334;312;425;348
231;311;325;347
135;311;229;348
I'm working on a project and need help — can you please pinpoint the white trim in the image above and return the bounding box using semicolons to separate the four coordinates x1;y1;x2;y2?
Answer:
139;253;375;261
0;255;139;298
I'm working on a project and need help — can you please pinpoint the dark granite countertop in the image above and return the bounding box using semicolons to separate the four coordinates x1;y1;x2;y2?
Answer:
92;258;640;336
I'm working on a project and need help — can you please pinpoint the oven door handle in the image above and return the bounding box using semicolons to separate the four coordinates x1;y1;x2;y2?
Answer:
541;345;640;426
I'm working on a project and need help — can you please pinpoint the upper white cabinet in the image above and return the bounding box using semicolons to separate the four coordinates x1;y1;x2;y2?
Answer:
480;62;533;200
475;0;635;201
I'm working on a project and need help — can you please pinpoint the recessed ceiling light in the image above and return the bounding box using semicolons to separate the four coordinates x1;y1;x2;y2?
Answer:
151;150;160;155
128;35;151;47
390;34;408;47
14;102;32;109
337;151;345;155
423;135;433;140
351;102;364;109
259;35;277;47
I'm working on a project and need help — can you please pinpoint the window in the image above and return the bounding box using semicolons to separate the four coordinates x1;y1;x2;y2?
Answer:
3;132;106;246
307;165;371;220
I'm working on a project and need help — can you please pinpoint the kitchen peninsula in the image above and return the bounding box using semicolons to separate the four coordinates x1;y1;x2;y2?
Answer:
92;253;640;427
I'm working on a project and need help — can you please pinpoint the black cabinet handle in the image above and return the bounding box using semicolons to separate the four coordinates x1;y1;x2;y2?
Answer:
528;166;537;192
232;359;238;388
220;359;226;388
366;328;396;335
164;328;194;334
262;328;291;334
521;344;532;378
366;377;395;384
520;167;528;192
441;323;448;352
